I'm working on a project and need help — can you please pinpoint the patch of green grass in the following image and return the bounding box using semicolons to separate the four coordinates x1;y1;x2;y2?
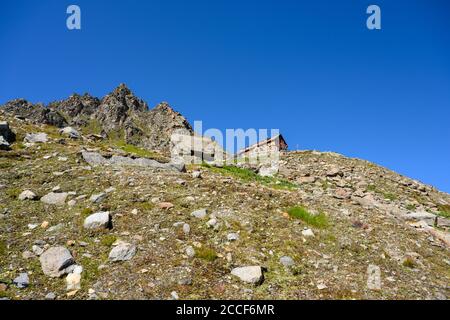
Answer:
80;256;102;284
202;163;297;190
406;203;416;211
81;208;93;218
436;205;450;219
81;119;103;135
367;184;397;201
100;235;117;247
0;240;7;257
0;160;13;169
287;206;329;229
115;141;163;160
136;202;154;211
402;257;417;269
383;192;397;201
195;246;218;262
5;187;21;199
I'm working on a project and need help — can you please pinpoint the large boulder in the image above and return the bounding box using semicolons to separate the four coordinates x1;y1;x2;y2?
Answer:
81;150;185;172
60;127;81;139
40;192;68;206
83;212;112;230
403;211;437;227
24;133;48;143
39;247;75;278
18;190;37;201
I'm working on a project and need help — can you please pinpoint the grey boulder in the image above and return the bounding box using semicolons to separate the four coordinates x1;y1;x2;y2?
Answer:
109;242;136;262
83;211;112;230
231;266;264;285
24;132;48;143
60;127;81;139
13;273;29;288
39;246;75;278
40;192;69;206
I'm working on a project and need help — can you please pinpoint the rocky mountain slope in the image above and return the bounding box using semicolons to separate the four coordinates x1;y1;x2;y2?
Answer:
0;87;449;300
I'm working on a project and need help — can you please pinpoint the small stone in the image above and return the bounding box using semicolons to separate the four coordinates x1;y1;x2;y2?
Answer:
32;245;44;256
83;211;112;230
45;292;56;300
108;242;136;262
18;190;37;201
22;251;35;259
171;291;179;300
326;166;342;177
191;209;207;219
105;187;116;193
227;233;239;241
13;273;29;288
367;264;381;291
41;221;49;229
46;223;64;233
334;188;351;200
66;290;78;297
90;193;107;203
302;229;315;237
317;283;328;290
66;273;81;291
279;256;295;268
131;209;138;215
183;223;191;234
192;171;202;179
231;266;264;285
158;202;174;210
67;200;76;207
207;218;217;227
185;246;195;258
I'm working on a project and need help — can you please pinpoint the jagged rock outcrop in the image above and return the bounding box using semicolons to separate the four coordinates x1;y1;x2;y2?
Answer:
49;93;100;126
3;99;67;128
1;84;193;154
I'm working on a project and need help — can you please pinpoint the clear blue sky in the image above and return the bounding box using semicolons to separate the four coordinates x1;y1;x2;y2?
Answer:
1;1;449;192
